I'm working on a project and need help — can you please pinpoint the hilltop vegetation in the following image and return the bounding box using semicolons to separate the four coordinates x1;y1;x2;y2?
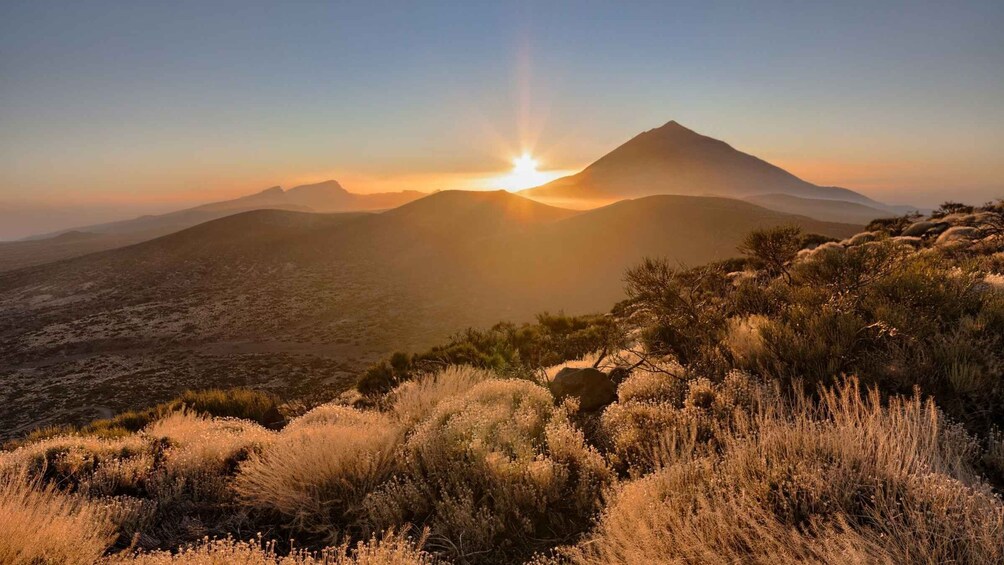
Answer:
2;200;1004;563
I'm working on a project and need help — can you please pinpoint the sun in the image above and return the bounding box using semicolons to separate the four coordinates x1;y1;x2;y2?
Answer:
512;153;539;176
487;151;575;192
497;152;552;191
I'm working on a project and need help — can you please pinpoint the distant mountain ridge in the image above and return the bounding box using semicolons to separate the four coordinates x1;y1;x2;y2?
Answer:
743;193;895;225
521;121;904;214
0;181;427;271
25;180;425;241
189;180;427;216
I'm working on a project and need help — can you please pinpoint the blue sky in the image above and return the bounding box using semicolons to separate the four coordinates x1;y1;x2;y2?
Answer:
1;1;1002;236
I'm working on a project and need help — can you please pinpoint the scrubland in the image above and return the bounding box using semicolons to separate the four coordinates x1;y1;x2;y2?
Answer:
3;201;1004;563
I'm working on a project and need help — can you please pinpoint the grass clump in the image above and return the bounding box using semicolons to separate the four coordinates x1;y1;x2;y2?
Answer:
106;529;435;564
569;379;1004;565
234;407;402;540
363;378;612;563
7;388;282;451
0;472;117;564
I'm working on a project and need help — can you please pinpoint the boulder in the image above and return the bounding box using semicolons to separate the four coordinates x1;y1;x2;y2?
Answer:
902;220;954;237
927;222;952;237
901;221;936;237
548;367;617;411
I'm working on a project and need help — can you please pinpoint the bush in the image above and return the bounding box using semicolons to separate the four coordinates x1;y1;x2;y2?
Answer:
0;412;274;552
738;225;803;281
234;407;402;539
386;366;495;428
570;379;1004;565
176;389;282;427
363;379;611;563
624;260;731;368
357;313;626;394
601;371;762;474
865;212;922;235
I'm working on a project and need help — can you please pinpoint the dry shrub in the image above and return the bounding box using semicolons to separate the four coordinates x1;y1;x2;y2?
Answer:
570;379;1004;565
281;403;385;432
234;406;402;537
984;272;1004;290
614;367;686;405
724;314;768;364
386;366;495;428
0;471;116;564
984;429;1004;482
0;432;147;489
363;378;611;563
107;529;434;564
1;413;276;552
0;412;272;499
601;371;761;474
114;412;273;502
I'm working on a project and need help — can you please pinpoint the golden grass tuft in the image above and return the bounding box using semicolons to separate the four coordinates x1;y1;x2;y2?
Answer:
570;378;1004;565
234;406;403;537
724;314;769;363
107;529;435;564
0;471;116;564
386;365;495;428
364;378;611;563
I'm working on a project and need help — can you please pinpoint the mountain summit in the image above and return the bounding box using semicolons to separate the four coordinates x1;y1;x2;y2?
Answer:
521;120;889;210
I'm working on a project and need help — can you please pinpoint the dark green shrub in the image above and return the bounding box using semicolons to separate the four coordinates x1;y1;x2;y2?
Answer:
932;201;975;218
177;388;282;426
738;225;803;281
866;212;922;235
356;313;625;394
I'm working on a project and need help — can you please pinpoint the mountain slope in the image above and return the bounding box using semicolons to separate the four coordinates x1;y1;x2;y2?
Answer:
475;195;860;312
29;180;424;240
3;181;426;272
0;190;858;438
0;231;145;272
521;121;891;210
744;193;896;224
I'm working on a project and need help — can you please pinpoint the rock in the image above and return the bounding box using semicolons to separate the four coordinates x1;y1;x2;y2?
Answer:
548;367;617;411
936;226;979;245
608;366;631;385
901;221;934;236
902;221;948;237
260;404;286;429
927;222;952;237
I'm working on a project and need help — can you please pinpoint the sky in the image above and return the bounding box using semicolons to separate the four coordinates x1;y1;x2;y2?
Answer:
1;1;1002;238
